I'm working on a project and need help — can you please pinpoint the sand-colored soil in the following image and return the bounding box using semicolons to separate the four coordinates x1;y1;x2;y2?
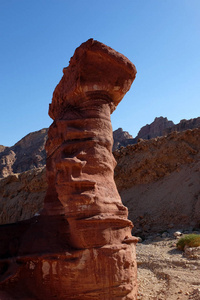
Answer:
137;233;200;300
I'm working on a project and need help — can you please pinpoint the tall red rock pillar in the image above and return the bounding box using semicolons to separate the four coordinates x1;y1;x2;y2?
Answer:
0;39;137;299
0;39;137;300
45;39;138;299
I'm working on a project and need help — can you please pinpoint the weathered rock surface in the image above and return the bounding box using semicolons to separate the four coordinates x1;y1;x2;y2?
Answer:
135;116;174;141
165;116;200;135
113;128;135;151
114;128;200;235
0;167;46;224
0;128;48;178
0;39;137;299
0;146;6;153
113;116;200;150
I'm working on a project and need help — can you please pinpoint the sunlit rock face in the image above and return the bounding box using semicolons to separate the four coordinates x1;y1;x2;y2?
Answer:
0;39;137;299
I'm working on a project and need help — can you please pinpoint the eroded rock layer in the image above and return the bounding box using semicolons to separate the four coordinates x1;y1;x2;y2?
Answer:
0;39;137;299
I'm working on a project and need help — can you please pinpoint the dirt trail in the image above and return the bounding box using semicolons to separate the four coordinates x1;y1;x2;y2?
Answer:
136;233;200;300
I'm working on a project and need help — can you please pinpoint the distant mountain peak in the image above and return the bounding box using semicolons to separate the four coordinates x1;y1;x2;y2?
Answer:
136;116;174;141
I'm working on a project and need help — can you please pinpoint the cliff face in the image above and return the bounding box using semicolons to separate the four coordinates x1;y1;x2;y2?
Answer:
0;128;48;178
135;117;174;141
113;116;200;150
165;117;200;134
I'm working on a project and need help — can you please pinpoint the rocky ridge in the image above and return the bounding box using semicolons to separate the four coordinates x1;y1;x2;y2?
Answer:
0;167;46;224
165;117;200;135
0;128;48;178
136;116;174;141
113;128;135;150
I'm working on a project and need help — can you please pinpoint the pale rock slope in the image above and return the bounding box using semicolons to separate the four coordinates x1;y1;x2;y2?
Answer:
114;128;200;235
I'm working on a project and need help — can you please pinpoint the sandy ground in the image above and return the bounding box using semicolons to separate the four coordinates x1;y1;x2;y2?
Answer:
136;233;200;300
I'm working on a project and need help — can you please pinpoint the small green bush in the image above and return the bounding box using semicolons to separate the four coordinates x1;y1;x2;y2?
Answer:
176;234;200;251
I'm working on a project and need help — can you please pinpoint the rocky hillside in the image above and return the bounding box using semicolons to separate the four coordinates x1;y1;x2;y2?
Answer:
135;116;174;140
0;128;48;178
0;127;199;235
114;128;200;236
165;116;200;134
0;167;47;224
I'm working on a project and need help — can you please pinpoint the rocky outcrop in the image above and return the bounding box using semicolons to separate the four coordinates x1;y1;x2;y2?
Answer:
114;128;200;235
0;128;48;178
113;128;136;150
135;117;174;141
0;146;6;153
0;167;46;224
165;117;200;135
0;39;137;299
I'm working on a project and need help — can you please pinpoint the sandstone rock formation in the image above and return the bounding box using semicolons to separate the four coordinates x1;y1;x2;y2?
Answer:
0;39;137;299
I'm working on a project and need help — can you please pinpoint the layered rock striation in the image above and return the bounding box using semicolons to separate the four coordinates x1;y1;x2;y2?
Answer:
0;39;137;299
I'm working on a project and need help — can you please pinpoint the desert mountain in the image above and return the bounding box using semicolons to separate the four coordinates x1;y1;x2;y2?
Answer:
135;116;174;140
0;128;48;178
165;117;200;134
113;116;200;150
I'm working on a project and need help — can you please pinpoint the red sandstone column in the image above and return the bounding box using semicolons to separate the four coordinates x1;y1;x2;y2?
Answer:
0;39;138;300
44;39;138;299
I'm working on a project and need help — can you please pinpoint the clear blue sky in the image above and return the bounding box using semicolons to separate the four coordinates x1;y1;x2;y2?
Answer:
1;0;200;146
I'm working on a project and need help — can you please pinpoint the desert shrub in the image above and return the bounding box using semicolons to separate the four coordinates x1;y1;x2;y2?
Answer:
176;234;200;251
